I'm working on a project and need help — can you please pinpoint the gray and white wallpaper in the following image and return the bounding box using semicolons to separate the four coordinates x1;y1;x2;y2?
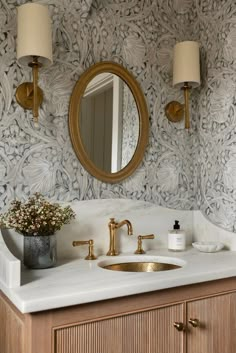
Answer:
0;0;235;232
195;0;236;232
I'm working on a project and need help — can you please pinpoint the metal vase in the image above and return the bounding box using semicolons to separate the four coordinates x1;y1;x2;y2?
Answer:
23;235;57;269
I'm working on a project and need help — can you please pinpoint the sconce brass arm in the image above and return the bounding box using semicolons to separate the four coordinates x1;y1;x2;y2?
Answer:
28;56;42;121
16;56;43;123
165;82;192;129
182;82;191;129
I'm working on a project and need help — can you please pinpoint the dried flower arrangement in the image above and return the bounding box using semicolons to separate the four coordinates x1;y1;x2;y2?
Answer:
0;193;76;236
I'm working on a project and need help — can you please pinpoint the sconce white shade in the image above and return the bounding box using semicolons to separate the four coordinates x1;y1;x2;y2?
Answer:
17;3;53;67
173;41;200;88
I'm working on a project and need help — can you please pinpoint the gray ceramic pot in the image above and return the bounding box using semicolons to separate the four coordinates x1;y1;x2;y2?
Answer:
23;235;57;269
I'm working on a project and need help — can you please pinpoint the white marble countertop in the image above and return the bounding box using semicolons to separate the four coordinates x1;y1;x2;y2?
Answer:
1;248;236;313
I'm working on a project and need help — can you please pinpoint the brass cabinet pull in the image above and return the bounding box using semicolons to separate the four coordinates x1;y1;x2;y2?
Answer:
173;322;185;331
134;234;155;254
188;318;200;327
72;239;97;260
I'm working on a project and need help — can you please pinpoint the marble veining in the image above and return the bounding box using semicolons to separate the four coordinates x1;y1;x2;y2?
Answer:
1;199;236;314
3;199;194;260
193;210;236;251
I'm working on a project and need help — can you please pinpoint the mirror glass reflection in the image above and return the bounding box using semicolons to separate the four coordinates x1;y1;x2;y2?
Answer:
79;72;139;173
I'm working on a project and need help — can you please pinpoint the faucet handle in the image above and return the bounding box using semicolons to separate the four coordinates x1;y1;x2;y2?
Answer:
72;239;97;260
134;234;155;254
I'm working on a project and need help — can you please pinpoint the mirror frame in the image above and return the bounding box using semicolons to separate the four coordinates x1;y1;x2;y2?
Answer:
69;61;149;183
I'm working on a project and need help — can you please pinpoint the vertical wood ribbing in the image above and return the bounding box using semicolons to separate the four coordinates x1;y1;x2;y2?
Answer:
149;303;185;353
187;292;236;353
54;303;184;353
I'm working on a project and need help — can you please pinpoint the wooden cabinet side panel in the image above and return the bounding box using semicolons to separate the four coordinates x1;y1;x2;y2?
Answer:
187;292;236;353
0;293;24;353
54;303;185;353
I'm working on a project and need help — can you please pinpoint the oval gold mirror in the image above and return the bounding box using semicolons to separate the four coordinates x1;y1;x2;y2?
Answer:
69;61;149;183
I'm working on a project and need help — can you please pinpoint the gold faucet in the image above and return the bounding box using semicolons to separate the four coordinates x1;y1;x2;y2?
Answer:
72;239;97;260
107;217;133;256
134;234;155;254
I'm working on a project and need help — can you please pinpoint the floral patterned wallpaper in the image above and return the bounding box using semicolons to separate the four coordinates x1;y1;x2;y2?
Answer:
194;0;236;232
0;0;235;232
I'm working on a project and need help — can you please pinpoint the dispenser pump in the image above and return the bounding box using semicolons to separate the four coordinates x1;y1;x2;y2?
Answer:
173;220;180;230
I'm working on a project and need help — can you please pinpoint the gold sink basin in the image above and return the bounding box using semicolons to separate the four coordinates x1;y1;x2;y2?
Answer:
102;262;181;272
98;256;185;272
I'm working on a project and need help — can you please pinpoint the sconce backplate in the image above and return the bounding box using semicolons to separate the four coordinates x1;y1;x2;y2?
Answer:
16;82;43;110
165;101;184;123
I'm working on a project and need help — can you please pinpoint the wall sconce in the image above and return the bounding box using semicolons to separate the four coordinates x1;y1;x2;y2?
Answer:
165;41;200;129
16;3;53;124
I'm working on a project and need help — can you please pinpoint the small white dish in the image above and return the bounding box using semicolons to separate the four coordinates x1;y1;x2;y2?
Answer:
192;241;224;253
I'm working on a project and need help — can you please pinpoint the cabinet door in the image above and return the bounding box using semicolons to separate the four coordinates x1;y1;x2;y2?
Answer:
54;303;185;353
187;292;236;353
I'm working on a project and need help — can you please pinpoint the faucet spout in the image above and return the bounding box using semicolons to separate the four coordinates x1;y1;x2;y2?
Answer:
116;220;133;235
107;218;133;256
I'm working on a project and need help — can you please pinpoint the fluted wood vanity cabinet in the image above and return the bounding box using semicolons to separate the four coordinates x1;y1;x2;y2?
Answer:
1;277;236;353
187;292;236;353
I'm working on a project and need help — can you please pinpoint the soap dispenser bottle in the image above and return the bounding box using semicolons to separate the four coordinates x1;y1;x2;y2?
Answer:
168;220;186;251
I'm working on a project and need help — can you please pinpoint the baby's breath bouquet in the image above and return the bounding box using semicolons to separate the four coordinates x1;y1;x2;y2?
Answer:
0;193;76;236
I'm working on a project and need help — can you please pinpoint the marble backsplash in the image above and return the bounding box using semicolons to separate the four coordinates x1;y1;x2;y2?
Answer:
4;199;236;267
193;211;236;251
3;199;193;261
